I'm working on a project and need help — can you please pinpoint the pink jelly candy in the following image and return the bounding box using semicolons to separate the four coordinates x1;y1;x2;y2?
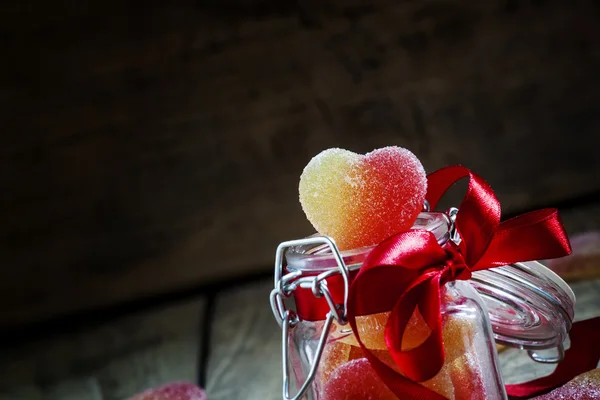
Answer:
129;382;207;400
321;358;397;400
299;147;427;250
533;368;600;399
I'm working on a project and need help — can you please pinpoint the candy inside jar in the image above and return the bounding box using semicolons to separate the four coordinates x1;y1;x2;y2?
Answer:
275;211;574;400
283;212;505;400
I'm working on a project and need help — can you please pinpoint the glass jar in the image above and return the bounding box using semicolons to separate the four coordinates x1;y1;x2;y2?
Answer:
270;212;575;400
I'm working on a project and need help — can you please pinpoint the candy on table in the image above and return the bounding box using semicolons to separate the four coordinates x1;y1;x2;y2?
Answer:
299;147;427;251
321;358;398;400
128;382;207;400
532;368;600;400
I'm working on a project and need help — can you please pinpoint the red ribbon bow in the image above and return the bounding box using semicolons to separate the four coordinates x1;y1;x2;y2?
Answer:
291;166;581;399
345;166;572;399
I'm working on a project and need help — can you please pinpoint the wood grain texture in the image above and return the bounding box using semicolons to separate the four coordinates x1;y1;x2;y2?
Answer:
205;279;281;400
0;298;204;400
2;0;600;327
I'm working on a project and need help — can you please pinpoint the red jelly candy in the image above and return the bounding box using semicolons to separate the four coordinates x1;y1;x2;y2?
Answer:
299;147;427;250
321;358;397;400
129;382;207;400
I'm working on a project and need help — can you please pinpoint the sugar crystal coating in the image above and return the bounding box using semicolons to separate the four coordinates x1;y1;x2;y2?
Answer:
533;368;600;399
321;358;397;400
450;352;487;400
317;339;352;389
129;382;207;400
299;147;427;250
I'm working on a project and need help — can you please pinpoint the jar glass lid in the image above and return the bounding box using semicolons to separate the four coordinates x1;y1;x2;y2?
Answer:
285;212;451;272
470;260;575;351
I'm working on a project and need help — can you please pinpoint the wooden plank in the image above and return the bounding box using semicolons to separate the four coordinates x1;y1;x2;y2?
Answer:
2;0;600;327
205;279;281;400
0;297;205;400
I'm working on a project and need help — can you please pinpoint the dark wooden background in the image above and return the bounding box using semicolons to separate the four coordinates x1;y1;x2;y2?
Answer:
2;0;600;329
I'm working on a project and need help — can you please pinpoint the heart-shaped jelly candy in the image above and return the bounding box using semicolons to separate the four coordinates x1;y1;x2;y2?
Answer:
299;147;427;250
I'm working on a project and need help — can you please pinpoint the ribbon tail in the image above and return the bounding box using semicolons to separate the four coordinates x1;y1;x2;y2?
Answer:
505;317;600;399
475;209;572;269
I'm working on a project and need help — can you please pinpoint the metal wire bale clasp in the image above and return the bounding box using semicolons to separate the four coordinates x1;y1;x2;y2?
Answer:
270;236;350;400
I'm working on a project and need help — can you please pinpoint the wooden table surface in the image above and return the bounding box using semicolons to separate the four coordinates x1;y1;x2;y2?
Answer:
1;204;599;400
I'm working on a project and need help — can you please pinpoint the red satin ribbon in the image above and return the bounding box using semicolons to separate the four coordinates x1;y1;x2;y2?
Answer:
292;166;575;399
506;316;600;399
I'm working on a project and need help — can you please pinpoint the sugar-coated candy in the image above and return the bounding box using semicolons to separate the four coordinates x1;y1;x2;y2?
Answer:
299;147;427;250
533;368;600;399
336;310;432;351
321;358;397;400
329;313;479;399
336;310;474;360
449;352;487;400
422;362;455;400
370;348;455;399
442;316;477;364
129;382;207;400
336;312;390;350
317;340;352;388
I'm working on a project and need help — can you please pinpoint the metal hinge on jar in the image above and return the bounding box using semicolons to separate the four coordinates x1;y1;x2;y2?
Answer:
270;235;351;400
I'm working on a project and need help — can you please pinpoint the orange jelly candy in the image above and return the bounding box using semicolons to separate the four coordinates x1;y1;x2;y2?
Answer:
323;313;480;399
335;310;432;351
299;147;427;250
